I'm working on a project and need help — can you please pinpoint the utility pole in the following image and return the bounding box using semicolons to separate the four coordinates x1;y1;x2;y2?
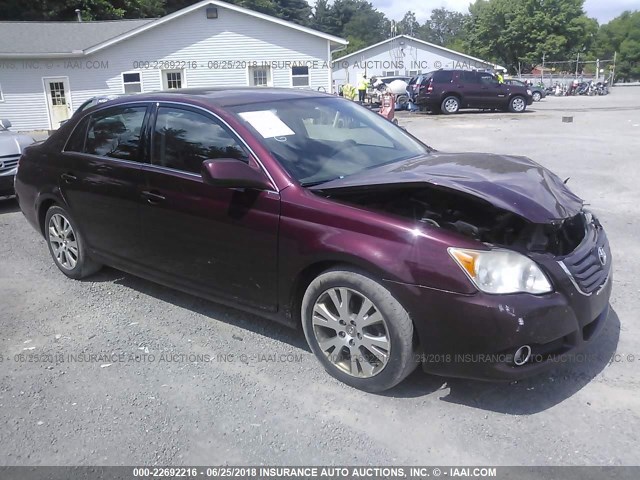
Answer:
575;52;580;78
596;59;600;82
611;51;617;86
542;52;545;84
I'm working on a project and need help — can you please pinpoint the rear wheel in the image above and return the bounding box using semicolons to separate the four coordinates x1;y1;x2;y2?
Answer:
45;205;102;279
301;267;417;392
441;96;460;114
532;91;542;102
509;95;527;113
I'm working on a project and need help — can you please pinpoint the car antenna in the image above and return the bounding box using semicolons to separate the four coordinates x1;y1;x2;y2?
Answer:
563;177;570;184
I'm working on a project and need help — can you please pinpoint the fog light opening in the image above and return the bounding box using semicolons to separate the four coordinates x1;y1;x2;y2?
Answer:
514;345;532;366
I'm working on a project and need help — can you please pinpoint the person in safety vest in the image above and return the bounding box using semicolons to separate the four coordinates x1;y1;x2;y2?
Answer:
357;75;369;103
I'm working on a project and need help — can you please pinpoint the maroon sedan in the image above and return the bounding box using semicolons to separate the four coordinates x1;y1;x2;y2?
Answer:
14;88;612;392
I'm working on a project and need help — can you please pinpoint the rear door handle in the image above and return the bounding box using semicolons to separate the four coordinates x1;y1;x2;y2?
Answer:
61;173;77;182
141;190;166;205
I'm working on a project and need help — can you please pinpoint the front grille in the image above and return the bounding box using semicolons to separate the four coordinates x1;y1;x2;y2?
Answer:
0;155;19;174
561;228;610;294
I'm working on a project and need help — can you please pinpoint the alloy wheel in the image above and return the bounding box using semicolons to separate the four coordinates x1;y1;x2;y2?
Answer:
311;287;391;378
512;97;526;112
444;98;459;113
48;213;78;270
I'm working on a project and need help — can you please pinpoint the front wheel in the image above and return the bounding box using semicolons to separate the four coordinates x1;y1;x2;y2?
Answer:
301;268;417;392
508;95;527;113
532;91;542;102
45;205;102;279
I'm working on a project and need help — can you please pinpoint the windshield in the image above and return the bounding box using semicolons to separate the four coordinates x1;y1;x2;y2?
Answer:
230;97;429;186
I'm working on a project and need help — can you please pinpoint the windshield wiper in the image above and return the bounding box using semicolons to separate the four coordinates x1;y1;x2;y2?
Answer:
300;177;344;187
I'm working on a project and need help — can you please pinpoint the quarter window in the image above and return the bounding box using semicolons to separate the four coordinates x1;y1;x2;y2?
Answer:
85;106;147;161
152;107;247;174
291;66;310;87
65;116;91;153
122;72;142;93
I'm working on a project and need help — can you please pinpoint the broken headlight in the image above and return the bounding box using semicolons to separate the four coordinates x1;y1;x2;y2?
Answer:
448;248;553;294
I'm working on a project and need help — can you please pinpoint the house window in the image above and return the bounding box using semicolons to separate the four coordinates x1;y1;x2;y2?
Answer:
249;66;270;87
291;66;310;87
122;72;142;93
0;83;4;102
382;70;398;77
407;70;420;76
163;70;183;90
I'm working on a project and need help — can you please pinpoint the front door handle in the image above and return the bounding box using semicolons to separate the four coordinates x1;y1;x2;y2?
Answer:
61;172;77;183
141;190;166;205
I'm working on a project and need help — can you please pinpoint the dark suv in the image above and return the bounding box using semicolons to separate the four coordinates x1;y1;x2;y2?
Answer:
411;69;533;114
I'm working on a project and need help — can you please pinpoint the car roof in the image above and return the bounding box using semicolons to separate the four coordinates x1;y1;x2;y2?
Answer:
105;87;330;109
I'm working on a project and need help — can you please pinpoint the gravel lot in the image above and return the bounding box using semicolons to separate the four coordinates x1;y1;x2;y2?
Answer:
1;88;639;467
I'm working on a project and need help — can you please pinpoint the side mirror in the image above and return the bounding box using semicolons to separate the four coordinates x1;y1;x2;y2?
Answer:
0;119;12;129
201;158;273;190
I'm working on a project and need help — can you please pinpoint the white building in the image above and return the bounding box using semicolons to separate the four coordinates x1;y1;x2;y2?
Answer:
332;35;501;86
0;0;347;131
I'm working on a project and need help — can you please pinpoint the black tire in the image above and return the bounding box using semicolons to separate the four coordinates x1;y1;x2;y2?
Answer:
44;205;102;279
301;267;417;392
396;94;409;110
508;95;527;113
441;96;460;114
532;91;542;102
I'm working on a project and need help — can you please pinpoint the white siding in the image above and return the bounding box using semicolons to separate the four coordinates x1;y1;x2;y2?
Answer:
0;6;332;131
332;38;494;85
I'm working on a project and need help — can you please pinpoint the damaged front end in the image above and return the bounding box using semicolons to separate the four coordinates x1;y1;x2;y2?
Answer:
316;184;588;257
310;152;590;257
310;152;612;379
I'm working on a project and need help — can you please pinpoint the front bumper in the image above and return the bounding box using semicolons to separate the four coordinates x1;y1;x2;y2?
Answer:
0;168;16;196
385;219;613;381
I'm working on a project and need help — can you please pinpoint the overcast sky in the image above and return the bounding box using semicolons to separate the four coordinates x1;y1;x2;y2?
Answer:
366;0;638;24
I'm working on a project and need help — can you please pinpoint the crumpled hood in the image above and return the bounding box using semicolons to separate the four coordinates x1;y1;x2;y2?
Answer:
0;132;36;156
311;152;584;223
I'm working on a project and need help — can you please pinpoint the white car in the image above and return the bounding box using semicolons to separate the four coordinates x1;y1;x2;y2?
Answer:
0;119;36;198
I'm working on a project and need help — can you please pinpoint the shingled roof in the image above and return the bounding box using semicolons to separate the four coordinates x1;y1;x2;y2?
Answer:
0;19;155;56
0;0;347;59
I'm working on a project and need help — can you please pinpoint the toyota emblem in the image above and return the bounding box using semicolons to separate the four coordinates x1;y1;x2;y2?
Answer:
597;246;607;266
0;161;4;169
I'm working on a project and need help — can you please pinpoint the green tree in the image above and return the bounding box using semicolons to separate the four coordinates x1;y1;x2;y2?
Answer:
419;8;467;48
397;11;420;37
311;0;340;36
465;0;596;73
592;11;640;81
326;0;389;54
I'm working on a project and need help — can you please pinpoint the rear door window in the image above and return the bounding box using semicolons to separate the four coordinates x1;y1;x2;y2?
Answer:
460;71;480;84
85;106;147;161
